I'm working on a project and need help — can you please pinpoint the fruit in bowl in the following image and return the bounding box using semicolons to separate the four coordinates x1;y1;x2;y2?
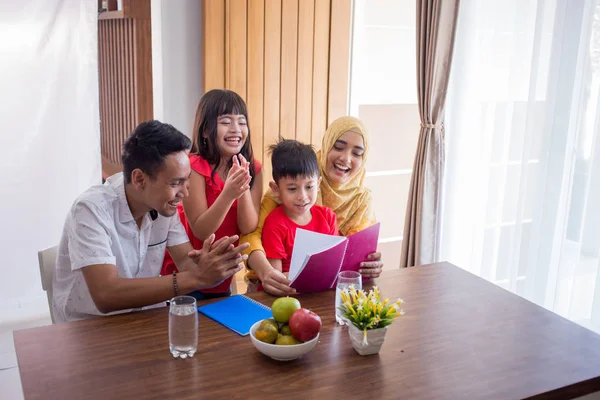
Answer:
271;297;301;323
254;319;279;344
250;320;319;361
289;308;322;342
250;298;322;361
275;334;301;345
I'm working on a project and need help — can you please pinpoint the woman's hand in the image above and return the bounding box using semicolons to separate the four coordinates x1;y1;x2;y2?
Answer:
359;251;383;278
223;155;251;201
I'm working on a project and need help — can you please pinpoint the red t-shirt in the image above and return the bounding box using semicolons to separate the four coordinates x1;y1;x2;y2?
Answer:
262;204;338;273
161;154;261;293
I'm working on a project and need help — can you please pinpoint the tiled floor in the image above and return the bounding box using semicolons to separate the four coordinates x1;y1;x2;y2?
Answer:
0;297;52;400
0;367;23;400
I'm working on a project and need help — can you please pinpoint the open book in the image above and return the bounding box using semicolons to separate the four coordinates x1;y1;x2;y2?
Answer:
288;222;380;293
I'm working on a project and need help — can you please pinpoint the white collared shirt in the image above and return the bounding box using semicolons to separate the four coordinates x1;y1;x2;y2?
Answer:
52;173;189;323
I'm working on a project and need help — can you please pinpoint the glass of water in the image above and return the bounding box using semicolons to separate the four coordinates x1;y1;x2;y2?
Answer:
335;271;362;325
169;295;198;358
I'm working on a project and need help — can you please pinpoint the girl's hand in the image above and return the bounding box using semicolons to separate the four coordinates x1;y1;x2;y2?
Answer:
237;153;250;173
359;251;383;278
223;155;251;201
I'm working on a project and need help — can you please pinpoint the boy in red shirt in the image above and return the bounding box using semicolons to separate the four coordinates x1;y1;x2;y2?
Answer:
262;139;338;274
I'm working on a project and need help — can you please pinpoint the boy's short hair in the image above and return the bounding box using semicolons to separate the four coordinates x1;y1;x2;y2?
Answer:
122;120;192;184
269;138;319;183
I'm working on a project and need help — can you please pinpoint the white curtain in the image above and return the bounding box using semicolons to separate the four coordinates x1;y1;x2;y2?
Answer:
0;1;101;316
442;0;600;333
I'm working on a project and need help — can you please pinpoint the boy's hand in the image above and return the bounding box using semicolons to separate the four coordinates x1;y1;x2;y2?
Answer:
260;268;296;296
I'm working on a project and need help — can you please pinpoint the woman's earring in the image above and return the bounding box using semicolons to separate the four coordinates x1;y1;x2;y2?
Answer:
202;138;208;148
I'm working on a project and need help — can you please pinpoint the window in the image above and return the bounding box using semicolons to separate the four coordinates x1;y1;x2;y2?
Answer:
349;0;419;268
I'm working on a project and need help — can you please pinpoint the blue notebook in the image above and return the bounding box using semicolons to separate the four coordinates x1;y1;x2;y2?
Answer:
197;294;272;336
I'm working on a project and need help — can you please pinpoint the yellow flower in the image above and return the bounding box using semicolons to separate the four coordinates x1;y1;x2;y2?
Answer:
339;286;406;331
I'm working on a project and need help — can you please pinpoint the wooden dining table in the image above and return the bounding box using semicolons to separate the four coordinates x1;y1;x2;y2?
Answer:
13;262;600;399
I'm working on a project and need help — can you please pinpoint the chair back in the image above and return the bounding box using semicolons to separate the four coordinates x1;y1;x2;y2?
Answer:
38;246;58;323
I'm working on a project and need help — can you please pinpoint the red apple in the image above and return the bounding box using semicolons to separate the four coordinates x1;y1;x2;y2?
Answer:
289;308;322;342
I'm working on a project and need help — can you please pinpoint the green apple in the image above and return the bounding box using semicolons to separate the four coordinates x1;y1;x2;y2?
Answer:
271;297;301;323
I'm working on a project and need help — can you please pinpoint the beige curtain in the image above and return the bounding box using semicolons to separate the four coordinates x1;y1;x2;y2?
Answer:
400;0;460;268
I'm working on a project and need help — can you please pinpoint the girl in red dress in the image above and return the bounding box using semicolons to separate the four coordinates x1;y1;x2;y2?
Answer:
162;89;262;299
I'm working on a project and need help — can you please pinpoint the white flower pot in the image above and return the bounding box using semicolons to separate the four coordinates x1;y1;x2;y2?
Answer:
348;324;388;356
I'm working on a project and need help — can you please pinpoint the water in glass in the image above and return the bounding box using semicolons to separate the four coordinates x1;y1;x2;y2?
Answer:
169;296;198;358
335;271;362;325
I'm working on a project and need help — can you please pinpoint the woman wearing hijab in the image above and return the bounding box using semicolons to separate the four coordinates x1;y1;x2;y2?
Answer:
241;116;384;295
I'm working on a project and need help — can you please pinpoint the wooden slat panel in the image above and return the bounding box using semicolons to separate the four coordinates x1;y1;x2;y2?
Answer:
98;23;107;162
247;0;265;164
116;21;124;149
327;0;351;125
101;21;109;163
295;0;315;145
311;0;331;149
280;0;298;140
109;20;118;163
123;0;151;19
227;0;247;100
126;20;134;136
133;19;153;123
263;0;282;188
113;20;121;162
202;0;226;91
97;0;153;178
199;0;351;183
225;0;230;88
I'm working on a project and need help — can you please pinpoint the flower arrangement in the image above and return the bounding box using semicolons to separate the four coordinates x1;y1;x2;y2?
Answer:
339;286;405;345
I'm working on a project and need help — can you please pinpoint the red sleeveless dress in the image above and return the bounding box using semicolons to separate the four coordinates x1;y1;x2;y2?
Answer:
161;154;261;293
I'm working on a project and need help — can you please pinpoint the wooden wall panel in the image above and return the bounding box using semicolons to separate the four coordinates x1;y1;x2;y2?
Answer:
123;0;151;19
125;21;135;143
263;0;282;187
247;0;265;163
200;0;351;186
295;0;315;145
98;0;153;179
327;0;352;125
134;19;153;121
202;0;226;91
311;0;331;149
99;19;136;169
227;0;247;100
280;0;299;140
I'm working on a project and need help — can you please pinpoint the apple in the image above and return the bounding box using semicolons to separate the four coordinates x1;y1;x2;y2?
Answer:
271;297;301;323
289;308;322;342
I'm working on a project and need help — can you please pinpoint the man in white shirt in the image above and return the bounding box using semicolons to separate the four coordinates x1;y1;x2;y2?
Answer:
52;120;248;323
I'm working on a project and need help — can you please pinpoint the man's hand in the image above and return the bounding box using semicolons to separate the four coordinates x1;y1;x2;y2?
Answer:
187;234;250;289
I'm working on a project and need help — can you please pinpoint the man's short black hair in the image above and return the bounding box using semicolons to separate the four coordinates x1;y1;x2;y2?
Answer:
121;120;192;184
269;138;319;183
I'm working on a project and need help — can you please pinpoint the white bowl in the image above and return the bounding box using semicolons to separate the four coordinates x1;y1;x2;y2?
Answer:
249;319;319;361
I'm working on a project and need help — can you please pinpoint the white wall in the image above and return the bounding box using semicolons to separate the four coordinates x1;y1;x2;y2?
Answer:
0;2;101;321
0;0;201;324
151;0;203;138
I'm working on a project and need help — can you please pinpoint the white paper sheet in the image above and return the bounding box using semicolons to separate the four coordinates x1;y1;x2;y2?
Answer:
288;229;346;281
